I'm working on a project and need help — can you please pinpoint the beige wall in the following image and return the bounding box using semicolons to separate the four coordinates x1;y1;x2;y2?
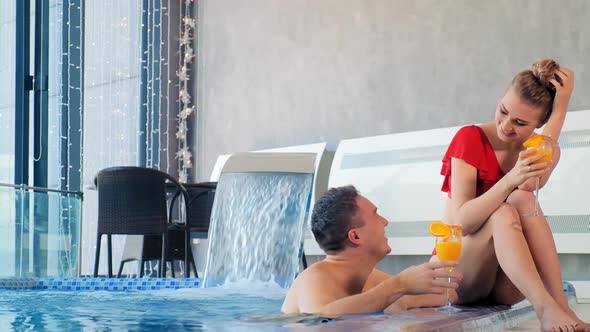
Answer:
194;0;590;181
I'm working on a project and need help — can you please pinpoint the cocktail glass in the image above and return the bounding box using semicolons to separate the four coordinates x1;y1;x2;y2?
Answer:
434;225;463;313
523;134;553;217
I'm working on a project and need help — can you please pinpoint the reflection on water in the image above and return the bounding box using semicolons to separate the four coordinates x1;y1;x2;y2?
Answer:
0;281;286;331
0;281;551;331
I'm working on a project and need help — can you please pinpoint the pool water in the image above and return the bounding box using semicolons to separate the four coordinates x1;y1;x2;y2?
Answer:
0;286;540;332
0;281;293;331
1;278;576;331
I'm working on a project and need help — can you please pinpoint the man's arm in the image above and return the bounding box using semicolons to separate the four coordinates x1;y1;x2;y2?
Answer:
363;266;460;311
299;261;461;315
363;269;412;311
297;270;407;315
362;269;390;290
384;292;459;312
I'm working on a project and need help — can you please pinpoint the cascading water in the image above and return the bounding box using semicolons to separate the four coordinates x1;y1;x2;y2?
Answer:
202;172;313;288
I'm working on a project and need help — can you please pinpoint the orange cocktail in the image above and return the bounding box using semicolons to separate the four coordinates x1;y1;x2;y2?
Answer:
523;134;553;163
435;241;462;262
522;134;553;216
429;222;463;312
430;223;463;264
526;148;553;163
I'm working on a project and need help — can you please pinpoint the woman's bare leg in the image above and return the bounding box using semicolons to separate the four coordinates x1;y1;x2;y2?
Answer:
454;209;500;304
489;268;525;305
507;189;588;327
456;205;525;307
460;202;576;331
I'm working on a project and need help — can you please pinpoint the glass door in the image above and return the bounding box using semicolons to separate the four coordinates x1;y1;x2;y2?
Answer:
0;2;17;185
0;0;83;277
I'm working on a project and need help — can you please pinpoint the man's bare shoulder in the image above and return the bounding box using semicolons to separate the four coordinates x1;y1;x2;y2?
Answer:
281;261;340;314
293;261;337;287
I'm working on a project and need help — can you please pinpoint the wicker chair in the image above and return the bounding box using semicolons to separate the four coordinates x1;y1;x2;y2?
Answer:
92;166;189;278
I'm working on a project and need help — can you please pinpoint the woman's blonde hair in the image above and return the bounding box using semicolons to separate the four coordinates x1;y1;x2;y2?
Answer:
511;59;561;124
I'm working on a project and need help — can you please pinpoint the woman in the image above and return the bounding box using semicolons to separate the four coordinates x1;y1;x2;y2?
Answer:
438;59;588;332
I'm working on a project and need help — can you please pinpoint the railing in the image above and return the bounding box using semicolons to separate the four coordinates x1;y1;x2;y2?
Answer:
0;183;82;278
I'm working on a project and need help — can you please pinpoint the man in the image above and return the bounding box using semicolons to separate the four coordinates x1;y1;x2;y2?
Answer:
281;185;462;315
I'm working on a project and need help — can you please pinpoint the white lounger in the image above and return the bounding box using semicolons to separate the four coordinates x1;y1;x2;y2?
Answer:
304;110;590;257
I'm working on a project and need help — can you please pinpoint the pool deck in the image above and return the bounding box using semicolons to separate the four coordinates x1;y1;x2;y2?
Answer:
289;301;587;332
289;283;584;331
503;302;590;331
292;304;537;331
0;277;200;291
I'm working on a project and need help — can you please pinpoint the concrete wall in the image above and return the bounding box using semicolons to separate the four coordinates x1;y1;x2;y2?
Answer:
194;0;590;181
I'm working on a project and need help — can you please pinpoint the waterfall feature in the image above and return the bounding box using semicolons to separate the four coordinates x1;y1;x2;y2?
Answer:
202;172;313;288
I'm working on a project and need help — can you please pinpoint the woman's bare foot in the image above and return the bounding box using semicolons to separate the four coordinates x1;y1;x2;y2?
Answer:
537;302;578;332
565;305;590;331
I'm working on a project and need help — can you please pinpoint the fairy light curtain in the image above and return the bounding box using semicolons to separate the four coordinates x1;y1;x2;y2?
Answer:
142;0;195;183
80;0;197;275
176;1;196;183
54;0;84;277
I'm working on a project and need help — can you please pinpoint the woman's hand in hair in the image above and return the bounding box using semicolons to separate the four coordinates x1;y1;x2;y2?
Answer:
552;68;574;110
541;67;573;146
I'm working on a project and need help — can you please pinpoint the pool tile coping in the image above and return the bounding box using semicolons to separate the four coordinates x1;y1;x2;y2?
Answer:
0;277;201;291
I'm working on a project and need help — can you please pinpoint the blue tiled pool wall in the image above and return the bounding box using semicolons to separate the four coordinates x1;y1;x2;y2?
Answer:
0;277;200;291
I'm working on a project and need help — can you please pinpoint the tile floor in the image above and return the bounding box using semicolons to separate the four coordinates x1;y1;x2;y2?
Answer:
503;303;590;331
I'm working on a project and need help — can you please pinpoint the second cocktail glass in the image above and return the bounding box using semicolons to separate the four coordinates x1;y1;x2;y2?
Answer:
431;223;463;313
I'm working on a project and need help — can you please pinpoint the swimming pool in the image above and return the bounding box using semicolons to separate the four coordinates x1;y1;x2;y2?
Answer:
0;279;290;331
0;287;541;332
1;278;579;331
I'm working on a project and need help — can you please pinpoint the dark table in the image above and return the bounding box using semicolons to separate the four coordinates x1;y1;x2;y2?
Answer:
167;181;217;276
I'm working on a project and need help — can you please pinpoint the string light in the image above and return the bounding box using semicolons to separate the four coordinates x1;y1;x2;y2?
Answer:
59;0;195;275
145;0;153;168
164;0;171;174
176;0;196;183
156;1;163;170
80;0;142;276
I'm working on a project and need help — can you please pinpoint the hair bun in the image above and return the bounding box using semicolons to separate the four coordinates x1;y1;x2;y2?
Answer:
531;59;561;86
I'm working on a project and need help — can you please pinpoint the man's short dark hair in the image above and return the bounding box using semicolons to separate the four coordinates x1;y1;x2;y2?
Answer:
311;185;361;254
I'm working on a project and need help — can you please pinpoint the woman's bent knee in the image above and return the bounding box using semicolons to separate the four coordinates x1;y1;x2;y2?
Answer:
489;203;522;232
506;189;536;209
491;203;520;219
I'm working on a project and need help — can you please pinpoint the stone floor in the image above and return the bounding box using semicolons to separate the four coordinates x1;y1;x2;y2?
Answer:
503;302;590;331
290;283;586;331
